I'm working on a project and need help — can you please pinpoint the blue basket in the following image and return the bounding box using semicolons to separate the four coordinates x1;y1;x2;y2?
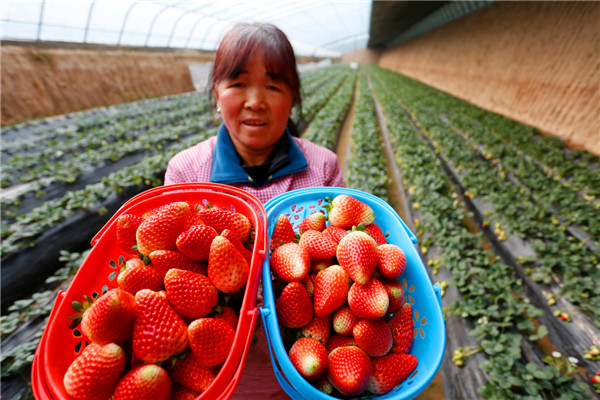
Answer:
260;187;445;400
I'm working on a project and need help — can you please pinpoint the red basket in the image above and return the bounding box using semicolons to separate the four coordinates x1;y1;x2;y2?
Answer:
31;183;267;400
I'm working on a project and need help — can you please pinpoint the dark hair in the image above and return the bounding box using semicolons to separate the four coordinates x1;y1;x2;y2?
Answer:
209;22;302;136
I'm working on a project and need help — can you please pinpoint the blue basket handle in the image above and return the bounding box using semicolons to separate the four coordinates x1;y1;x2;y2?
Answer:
433;283;442;307
260;307;310;400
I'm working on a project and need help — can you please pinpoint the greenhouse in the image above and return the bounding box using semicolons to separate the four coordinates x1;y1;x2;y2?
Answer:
1;1;598;399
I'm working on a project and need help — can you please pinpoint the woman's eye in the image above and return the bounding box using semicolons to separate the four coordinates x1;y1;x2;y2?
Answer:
268;85;281;91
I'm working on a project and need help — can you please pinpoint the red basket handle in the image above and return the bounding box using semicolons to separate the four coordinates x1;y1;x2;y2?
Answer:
91;183;267;247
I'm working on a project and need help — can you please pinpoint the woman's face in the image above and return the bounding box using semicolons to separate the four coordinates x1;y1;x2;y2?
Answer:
214;53;294;165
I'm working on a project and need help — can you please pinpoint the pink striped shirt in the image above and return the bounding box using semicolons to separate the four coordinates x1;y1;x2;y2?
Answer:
164;135;346;203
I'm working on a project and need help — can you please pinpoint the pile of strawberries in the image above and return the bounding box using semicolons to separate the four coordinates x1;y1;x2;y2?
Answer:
270;194;418;397
63;200;255;400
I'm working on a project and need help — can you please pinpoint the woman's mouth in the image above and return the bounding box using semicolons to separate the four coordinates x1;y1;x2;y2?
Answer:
243;119;267;126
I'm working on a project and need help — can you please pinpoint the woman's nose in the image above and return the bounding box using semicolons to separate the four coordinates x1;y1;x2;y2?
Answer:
245;88;266;110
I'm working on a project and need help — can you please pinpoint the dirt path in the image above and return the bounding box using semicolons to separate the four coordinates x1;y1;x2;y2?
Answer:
335;75;357;175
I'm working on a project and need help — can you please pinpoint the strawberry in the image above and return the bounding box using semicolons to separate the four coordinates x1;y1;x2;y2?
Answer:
313;265;351;317
376;244;407;279
116;214;144;254
352;318;393;357
288;337;329;380
150;250;204;278
336;231;378;285
228;211;252;243
176;224;218;261
197;206;231;235
332;305;360;336
301;273;315;298
207;235;250;293
326;335;357;354
112;364;171;400
276;282;313;328
117;258;163;295
212;304;239;329
63;343;126;400
388;302;414;354
298;211;326;233
368;353;418;395
315;375;334;395
136;202;190;256
270;242;310;282
348;278;389;319
168;351;216;393
300;314;331;345
270;214;297;250
309;258;333;274
183;205;205;229
132;289;188;363
381;278;405;314
80;288;136;346
221;228;253;265
188;318;235;367
298;230;337;261
170;384;199;400
365;222;388;245
327;346;373;396
322;225;347;246
326;195;375;229
164;269;219;320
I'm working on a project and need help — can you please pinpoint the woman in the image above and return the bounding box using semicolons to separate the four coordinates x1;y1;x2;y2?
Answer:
165;22;346;204
165;22;346;398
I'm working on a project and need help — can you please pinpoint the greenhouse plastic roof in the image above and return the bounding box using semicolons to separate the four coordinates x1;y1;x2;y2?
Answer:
0;0;373;57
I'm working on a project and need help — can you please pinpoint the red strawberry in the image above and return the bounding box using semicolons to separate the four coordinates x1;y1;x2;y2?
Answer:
326;335;357;354
221;228;253;265
136;202;190;256
389;302;414;354
228;211;252;243
117;258;163;295
322;225;347;246
309;258;333;274
377;244;407;279
207;235;250;293
270;242;310;282
116;214;143;254
276;282;313;328
212;304;239;329
197;206;231;235
298;211;326;233
353;319;393;357
327;346;373;396
313;265;351;317
336;231;378;285
288;337;329;380
168;351;216;393
176;224;218;261
112;364;171;400
365;222;388;245
63;343;126;400
300;314;331;345
183;205;205;229
368;353;418;395
188;318;235;367
298;230;337;261
381;278;405;314
301;273;315;298
170;384;199;400
80;288;136;346
348;278;389;319
270;214;297;250
150;250;204;278
332;305;360;336
164;269;219;320
327;195;375;229
132;289;188;363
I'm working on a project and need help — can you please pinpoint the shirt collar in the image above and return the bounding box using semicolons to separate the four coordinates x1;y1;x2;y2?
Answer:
210;123;308;186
